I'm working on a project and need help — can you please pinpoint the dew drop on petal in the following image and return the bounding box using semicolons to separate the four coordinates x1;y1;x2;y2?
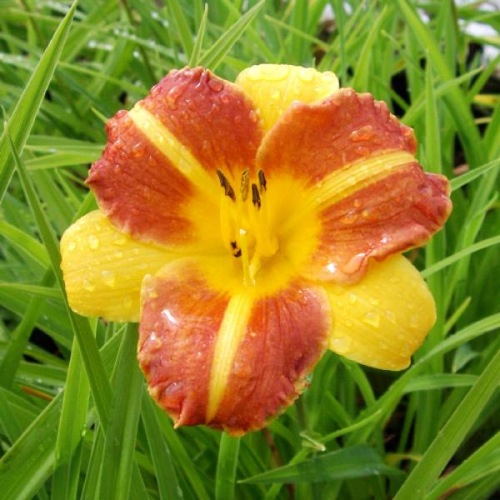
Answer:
298;67;315;82
409;314;421;329
113;236;127;246
385;310;397;324
248;109;259;123
270;89;281;100
321;71;337;83
208;78;224;92
331;336;352;354
101;270;116;287
88;235;99;250
363;310;381;328
67;241;76;251
161;308;179;325
83;279;96;292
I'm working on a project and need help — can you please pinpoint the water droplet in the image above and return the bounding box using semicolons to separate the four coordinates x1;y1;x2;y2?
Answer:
363;310;381;328
349;126;375;142
208;78;224;92
67;241;76;251
161;309;179;325
385;310;396;323
270;89;281;100
348;293;358;304
83;279;96;292
246;65;290;82
409;314;421;328
166;87;182;109
249;109;259;122
88;235;99;249
298;67;314;82
113;236;127;246
331;336;352;354
101;270;116;287
321;71;337;83
353;199;361;208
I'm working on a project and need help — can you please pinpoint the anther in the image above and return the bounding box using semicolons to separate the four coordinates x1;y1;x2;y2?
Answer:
230;240;242;258
240;169;249;201
216;170;236;201
258;169;267;192
251;183;261;209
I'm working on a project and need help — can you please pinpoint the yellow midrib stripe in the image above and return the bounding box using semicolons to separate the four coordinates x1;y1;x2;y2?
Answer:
128;104;216;192
206;293;254;421
312;150;415;209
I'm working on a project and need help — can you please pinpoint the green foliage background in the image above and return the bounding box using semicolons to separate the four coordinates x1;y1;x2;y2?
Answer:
0;0;499;498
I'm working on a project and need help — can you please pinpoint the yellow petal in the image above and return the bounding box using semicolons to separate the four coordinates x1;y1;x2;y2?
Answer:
324;254;436;370
60;210;173;322
235;64;339;132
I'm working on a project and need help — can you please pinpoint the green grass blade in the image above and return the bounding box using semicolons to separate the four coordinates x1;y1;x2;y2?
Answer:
0;395;63;499
98;323;144;500
141;395;183;500
394;0;484;168
189;4;209;67
0;1;77;201
165;0;195;59
422;236;500;278
52;340;90;498
0;269;54;388
199;1;265;70
216;434;241;500
427;432;500;500
394;349;500;499
8;128;112;427
241;445;401;484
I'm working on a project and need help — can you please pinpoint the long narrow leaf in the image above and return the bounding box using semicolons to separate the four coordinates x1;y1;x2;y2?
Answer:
0;1;77;201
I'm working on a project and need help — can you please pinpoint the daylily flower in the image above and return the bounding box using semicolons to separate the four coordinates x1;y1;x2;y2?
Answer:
60;65;451;435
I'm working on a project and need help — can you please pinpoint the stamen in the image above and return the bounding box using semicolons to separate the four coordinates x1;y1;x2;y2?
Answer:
258;169;267;192
239;229;253;286
216;169;236;201
251;184;261;209
240;169;250;201
230;240;242;258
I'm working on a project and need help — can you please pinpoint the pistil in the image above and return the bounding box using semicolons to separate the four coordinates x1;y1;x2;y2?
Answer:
216;169;278;286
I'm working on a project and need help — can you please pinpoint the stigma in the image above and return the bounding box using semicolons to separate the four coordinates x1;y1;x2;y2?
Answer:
216;168;278;286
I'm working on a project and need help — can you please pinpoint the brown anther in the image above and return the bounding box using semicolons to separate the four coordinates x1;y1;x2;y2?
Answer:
258;169;267;192
216;170;236;201
230;240;242;258
252;183;261;209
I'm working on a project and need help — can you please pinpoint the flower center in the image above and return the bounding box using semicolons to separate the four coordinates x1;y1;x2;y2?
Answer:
216;169;279;286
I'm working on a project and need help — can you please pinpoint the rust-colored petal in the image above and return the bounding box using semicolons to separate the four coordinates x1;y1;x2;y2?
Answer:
307;165;451;282
88;67;263;246
138;258;330;435
258;88;451;282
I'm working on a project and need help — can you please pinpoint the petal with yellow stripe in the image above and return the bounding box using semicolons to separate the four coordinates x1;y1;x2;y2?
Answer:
138;258;331;434
60;211;174;322
258;89;451;282
88;67;262;246
325;254;436;370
